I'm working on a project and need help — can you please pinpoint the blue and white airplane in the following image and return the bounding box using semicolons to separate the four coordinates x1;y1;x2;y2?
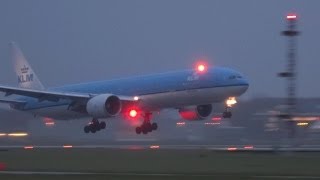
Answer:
0;43;249;135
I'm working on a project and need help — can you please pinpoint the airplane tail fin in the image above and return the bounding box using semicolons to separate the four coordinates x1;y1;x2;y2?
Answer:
10;42;45;90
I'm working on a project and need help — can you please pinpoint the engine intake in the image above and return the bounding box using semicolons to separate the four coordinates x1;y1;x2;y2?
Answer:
86;94;121;118
179;104;212;121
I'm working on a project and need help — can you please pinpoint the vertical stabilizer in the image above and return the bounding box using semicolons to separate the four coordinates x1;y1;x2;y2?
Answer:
11;42;45;90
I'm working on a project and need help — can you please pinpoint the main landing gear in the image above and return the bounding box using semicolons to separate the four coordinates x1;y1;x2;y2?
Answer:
84;119;106;133
135;112;158;135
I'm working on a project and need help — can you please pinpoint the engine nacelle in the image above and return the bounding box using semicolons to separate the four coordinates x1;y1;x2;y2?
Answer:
86;94;122;118
179;104;212;121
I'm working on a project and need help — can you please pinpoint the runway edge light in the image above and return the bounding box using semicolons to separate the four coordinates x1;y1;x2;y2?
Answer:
287;14;297;20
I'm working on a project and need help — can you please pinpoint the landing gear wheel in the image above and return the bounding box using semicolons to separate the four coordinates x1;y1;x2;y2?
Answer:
135;112;158;135
136;127;142;134
142;127;148;134
151;123;158;130
89;124;97;133
96;125;101;131
100;122;106;129
145;123;152;132
84;119;107;134
223;111;232;118
84;126;90;133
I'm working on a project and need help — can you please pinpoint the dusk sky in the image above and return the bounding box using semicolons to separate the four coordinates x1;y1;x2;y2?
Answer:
0;0;319;98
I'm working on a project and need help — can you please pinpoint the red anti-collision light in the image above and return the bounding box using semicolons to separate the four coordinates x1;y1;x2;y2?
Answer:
198;64;205;72
193;60;209;73
129;109;138;118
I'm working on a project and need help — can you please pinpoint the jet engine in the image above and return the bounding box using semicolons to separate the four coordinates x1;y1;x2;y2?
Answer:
179;104;212;120
86;94;121;118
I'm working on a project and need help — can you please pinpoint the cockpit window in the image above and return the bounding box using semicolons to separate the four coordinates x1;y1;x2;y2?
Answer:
229;75;243;79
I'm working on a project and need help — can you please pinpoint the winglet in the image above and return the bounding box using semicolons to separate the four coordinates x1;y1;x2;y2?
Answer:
10;42;45;90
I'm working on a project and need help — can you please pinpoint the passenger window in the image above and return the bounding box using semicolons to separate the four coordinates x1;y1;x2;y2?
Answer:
229;75;236;79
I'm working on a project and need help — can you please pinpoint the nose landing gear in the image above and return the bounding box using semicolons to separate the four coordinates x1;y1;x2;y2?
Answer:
223;97;236;119
222;108;232;118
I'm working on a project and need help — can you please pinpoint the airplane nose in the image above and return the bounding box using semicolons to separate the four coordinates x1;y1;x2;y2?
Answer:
241;78;249;92
242;78;249;87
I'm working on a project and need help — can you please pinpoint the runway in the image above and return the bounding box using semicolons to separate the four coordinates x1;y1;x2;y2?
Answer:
2;144;320;152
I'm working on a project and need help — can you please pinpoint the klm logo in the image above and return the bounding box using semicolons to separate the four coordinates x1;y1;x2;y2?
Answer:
187;72;199;81
21;65;29;74
18;65;33;83
18;74;34;83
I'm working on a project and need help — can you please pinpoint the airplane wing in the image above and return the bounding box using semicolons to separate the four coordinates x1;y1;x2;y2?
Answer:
0;85;136;103
0;98;26;105
0;85;91;102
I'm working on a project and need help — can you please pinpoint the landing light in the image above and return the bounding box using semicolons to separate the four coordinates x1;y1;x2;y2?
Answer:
226;97;237;107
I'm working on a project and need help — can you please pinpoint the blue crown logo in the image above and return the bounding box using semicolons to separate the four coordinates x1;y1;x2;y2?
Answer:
21;65;29;74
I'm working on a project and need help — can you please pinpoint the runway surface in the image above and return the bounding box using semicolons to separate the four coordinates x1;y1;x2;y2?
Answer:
2;144;320;152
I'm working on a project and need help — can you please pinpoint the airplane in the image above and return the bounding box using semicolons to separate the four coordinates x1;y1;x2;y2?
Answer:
0;42;249;135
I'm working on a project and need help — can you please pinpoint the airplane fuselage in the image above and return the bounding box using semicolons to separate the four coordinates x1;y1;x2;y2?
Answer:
15;67;249;120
